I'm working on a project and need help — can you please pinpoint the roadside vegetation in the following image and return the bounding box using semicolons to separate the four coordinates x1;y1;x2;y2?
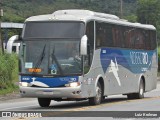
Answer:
158;47;160;74
0;52;18;95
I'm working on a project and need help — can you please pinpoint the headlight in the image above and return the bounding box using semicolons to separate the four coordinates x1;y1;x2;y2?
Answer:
19;82;29;87
65;82;81;87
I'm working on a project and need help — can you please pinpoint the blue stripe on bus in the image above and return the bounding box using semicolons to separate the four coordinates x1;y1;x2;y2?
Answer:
21;76;78;87
100;48;156;74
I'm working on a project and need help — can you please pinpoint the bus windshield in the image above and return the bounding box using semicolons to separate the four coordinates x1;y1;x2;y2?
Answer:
22;22;84;39
22;40;82;76
20;22;84;76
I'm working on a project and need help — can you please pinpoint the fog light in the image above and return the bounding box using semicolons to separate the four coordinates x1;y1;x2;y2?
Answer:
19;82;29;87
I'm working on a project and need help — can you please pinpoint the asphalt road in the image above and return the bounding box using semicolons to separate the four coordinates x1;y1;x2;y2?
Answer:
0;81;160;120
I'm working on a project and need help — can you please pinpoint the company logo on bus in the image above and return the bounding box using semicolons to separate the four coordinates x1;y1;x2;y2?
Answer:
22;77;30;80
130;52;148;65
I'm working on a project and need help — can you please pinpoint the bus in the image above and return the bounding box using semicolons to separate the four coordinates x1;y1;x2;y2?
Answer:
17;9;157;107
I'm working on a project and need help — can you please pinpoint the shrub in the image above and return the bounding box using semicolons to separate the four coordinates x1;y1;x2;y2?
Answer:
158;46;160;71
0;52;18;89
158;47;160;71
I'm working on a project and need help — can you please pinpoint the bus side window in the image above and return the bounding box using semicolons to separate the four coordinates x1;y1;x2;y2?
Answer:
129;28;136;49
124;27;130;48
96;22;113;48
113;26;123;47
150;31;156;50
106;24;113;47
120;27;126;48
143;30;150;50
135;29;145;49
96;23;103;48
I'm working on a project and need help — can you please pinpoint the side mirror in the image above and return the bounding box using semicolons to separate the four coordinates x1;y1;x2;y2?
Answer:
6;35;19;53
80;35;88;56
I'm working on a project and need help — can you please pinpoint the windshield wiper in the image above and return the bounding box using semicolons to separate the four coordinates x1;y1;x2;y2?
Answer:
32;44;46;73
51;45;64;75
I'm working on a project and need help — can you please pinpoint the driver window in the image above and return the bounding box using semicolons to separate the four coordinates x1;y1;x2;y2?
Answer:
84;21;94;74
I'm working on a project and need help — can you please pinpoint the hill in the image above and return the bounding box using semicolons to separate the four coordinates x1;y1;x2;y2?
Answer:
2;0;137;22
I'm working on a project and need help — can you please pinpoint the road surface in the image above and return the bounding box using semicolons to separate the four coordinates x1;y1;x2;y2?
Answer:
0;81;160;120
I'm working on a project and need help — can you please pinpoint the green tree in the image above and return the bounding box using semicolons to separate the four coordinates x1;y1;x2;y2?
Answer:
137;0;160;26
137;0;160;43
124;14;137;22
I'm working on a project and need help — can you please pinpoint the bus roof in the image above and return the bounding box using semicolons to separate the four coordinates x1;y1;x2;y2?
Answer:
26;9;156;30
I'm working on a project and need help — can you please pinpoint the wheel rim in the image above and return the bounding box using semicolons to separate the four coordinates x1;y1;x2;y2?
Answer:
140;84;144;95
96;86;101;103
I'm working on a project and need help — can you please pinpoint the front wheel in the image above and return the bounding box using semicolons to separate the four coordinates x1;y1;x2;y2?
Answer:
89;82;102;105
38;98;51;107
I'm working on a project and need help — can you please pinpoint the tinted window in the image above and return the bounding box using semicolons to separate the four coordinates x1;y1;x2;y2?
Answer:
23;22;85;39
113;26;125;47
95;21;156;50
150;31;157;50
84;21;94;74
96;22;113;48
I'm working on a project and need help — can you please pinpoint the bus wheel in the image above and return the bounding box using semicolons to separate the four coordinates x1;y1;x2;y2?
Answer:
89;82;102;105
127;79;144;99
135;80;145;99
38;98;51;107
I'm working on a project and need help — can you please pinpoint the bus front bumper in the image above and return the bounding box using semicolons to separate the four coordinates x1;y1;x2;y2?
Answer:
19;86;83;99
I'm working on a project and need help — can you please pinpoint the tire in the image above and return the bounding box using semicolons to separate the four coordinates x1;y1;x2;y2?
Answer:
134;80;145;99
127;79;144;99
127;94;135;99
89;82;102;105
38;98;51;107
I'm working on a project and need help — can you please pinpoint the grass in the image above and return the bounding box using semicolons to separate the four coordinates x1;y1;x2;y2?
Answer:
0;52;19;95
0;85;19;95
158;46;160;54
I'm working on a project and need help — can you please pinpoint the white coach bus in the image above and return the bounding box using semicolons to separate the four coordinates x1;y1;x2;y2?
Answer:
17;10;157;107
